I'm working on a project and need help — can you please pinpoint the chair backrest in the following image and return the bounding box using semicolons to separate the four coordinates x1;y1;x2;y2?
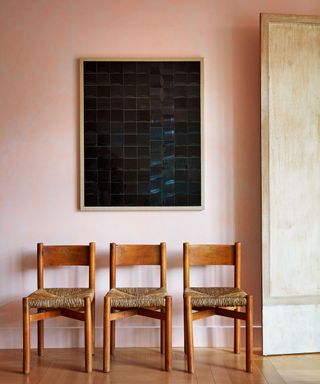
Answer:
183;242;241;289
109;243;166;289
37;243;96;289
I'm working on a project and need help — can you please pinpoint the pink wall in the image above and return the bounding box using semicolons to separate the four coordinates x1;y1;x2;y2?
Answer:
1;0;319;349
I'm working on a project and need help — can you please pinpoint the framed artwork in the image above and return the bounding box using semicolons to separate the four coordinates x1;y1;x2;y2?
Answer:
80;58;203;210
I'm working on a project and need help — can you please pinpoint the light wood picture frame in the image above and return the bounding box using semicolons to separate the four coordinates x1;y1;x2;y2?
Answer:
80;58;204;211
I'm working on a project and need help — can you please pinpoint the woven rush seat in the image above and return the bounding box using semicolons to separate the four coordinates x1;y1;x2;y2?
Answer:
28;288;95;308
106;287;168;308
184;287;247;307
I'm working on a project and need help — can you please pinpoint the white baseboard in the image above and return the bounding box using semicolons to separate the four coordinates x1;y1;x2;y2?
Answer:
0;325;261;349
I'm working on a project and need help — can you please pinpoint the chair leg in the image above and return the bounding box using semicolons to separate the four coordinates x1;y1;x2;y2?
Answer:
234;307;240;354
84;297;92;373
183;298;187;354
161;308;165;354
185;296;194;373
165;296;172;372
91;299;95;355
111;309;115;356
23;298;30;374
37;309;44;356
103;296;111;373
246;295;253;373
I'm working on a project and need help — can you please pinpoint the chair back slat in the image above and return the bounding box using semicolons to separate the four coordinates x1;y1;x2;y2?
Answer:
188;244;235;265
110;243;166;289
184;242;241;289
37;243;96;289
41;245;91;266
116;244;162;265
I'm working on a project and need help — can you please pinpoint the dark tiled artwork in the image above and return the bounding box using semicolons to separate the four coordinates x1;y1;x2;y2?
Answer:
82;60;202;208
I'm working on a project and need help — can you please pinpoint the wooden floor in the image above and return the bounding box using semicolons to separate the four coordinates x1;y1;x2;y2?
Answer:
0;348;319;384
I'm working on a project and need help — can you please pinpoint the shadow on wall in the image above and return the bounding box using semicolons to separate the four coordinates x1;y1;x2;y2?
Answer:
0;251;36;347
231;24;261;329
4;242;246;348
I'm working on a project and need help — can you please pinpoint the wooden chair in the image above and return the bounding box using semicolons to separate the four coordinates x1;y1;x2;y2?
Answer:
103;243;172;372
183;242;253;373
22;243;96;374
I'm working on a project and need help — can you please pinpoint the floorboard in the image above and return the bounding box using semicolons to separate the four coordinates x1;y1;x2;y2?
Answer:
0;348;319;384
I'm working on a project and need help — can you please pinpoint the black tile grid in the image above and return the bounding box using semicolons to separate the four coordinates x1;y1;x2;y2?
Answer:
83;61;201;207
